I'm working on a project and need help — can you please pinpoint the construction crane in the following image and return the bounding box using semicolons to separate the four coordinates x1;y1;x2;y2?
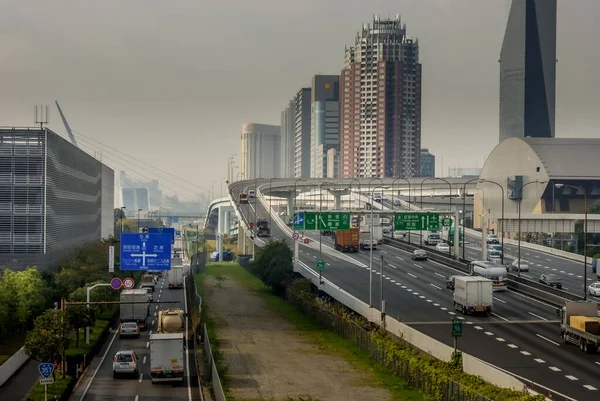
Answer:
55;100;79;148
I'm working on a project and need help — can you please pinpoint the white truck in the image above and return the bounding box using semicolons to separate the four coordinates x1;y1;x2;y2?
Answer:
358;226;377;250
149;333;185;383
120;289;150;330
558;300;600;353
453;276;493;315
168;265;184;289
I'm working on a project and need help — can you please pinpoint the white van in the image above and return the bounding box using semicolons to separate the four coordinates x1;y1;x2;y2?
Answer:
425;232;442;245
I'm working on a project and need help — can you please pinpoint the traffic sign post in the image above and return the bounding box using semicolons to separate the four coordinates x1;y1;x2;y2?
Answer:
169;216;179;223
39;363;54;401
108;246;115;273
317;259;325;271
149;227;175;244
123;277;135;289
394;212;440;231
292;232;299;241
441;217;453;227
295;212;351;231
451;318;463;353
110;277;123;290
120;233;172;271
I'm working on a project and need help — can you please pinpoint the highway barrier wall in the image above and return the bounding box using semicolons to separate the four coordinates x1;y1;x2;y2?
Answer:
202;323;226;401
0;346;29;387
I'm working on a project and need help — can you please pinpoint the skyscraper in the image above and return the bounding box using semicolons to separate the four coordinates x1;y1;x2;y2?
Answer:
240;123;280;180
310;75;340;178
340;15;422;179
419;149;435;178
294;88;311;178
280;101;295;178
499;0;557;142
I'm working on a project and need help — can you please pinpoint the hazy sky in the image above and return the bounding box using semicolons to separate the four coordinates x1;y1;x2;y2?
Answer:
1;0;598;200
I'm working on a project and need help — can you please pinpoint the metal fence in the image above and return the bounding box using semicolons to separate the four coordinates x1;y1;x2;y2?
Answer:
202;323;226;401
285;291;496;401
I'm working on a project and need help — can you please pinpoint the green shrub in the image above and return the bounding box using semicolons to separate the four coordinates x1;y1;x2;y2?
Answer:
26;375;73;401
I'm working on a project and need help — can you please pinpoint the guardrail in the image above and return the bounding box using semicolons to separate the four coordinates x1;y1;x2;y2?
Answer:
202;323;226;401
0;347;29;387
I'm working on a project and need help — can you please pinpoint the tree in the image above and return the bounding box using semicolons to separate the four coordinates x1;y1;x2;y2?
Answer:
0;268;49;330
24;310;69;365
67;288;96;347
250;239;294;295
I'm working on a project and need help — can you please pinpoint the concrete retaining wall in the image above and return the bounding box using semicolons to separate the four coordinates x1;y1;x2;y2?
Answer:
462;354;527;391
0;347;29;387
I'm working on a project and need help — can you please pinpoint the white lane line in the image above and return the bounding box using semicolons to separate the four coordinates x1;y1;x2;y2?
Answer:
474;326;483;330
433;303;440;307
381;250;387;254
536;334;560;346
544;266;550;269
419;295;426;299
395;283;401;286
78;323;120;401
534;255;540;259
413;292;420;295
430;283;442;290
407;272;418;278
407;288;413;292
560;270;566;274
529;312;548;321
138;373;143;383
413;263;423;269
326;263;331;266
493;297;507;304
484;332;494;336
457;316;465;320
583;385;597;390
521;274;533;279
546;258;552;262
146;341;150;349
143;356;146;364
152;320;155;325
426;299;433;303
534;358;545;363
390;280;396;283
496;338;506;342
492;313;509;322
549;366;561;372
448;312;456;315
396;256;404;261
595;361;600;367
565;375;578;381
507;344;518;349
577;275;582;278
135;396;139;401
389;264;397;269
155;305;159;309
520;351;531;356
434;272;445;278
401;285;407;289
568;273;574;276
441;307;448;311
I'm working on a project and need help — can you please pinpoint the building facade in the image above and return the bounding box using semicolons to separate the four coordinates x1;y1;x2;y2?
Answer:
326;148;339;179
499;0;557;142
419;149;435;177
310;75;340;178
340;15;422;179
0;128;114;270
240;123;280;180
294;88;311;178
279;101;295;178
448;167;481;178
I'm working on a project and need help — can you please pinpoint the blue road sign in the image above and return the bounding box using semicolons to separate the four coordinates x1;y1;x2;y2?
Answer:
149;227;175;244
120;233;172;271
293;213;304;229
110;277;123;290
169;216;179;223
39;363;54;379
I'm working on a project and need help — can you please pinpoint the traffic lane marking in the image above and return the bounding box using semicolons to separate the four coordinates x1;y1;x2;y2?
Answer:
536;334;560;346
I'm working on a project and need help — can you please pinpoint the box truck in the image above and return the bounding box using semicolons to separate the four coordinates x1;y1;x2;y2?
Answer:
168;265;184;289
140;274;156;292
558;300;600;353
150;333;185;383
120;289;150;329
334;228;359;253
453;276;493;315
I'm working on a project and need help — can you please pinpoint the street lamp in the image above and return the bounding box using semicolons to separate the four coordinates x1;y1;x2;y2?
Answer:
137;208;142;232
555;183;589;299
461;178;479;260
476;188;486;260
120;206;126;235
516;180;547;277
391;178;411;242
228;154;237;182
269;177;276;232
319;181;330;285
293;178;307;235
348;178;361;210
478;179;506;265
86;283;111;344
420;177;452;254
370;185;387;307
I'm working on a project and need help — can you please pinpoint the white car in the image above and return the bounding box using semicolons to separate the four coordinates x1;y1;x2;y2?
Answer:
486;234;500;244
436;243;450;252
588;282;600;297
511;259;529;272
112;350;139;378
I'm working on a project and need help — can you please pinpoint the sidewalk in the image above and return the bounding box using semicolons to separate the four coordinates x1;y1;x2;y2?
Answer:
0;358;39;401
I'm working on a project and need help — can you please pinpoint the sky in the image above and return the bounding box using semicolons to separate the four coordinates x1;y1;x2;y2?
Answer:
1;0;599;200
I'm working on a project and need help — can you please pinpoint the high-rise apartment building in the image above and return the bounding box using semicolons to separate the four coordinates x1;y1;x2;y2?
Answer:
294;88;311;178
340;15;422;179
240;123;280;180
310;75;340;178
280;101;295;178
499;0;556;142
419;149;435;178
326;148;339;179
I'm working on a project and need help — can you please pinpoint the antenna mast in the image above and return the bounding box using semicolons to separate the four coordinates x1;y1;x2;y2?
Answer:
34;105;49;130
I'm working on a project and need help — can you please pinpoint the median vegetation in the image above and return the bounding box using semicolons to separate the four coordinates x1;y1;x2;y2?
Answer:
244;239;545;401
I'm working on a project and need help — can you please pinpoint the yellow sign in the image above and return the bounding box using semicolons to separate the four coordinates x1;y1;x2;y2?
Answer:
324;83;331;89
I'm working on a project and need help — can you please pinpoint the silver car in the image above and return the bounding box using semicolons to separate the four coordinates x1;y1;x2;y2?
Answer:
511;259;529;272
412;249;427;261
119;322;140;339
112;350;139;378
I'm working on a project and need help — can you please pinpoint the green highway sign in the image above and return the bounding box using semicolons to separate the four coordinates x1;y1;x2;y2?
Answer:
296;212;351;231
451;319;463;337
394;213;440;231
441;218;453;227
317;259;325;271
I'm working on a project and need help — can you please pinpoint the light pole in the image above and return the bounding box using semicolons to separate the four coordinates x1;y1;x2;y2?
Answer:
391;178;411;242
120;206;126;235
555;183;588;299
253;177;259;235
293;178;307;234
476;188;486;260
479;179;505;265
228;154;237;182
348;178;361;211
319;181;329;285
269;178;276;232
370;185;386;307
420;177;452;254
86;283;111;344
137;208;142;232
461;178;479;260
516;180;547;276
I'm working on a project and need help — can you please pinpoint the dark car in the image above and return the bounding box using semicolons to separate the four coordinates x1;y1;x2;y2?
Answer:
539;274;562;289
446;276;456;290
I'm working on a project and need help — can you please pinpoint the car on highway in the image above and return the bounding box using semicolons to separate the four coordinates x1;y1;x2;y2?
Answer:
539;273;562;289
435;243;450;252
588;282;600;297
511;259;529;272
112;350;139;378
119;322;140;339
248;189;255;198
486;234;500;244
392;231;407;239
446;275;456;290
486;250;502;264
488;244;502;253
145;287;153;302
411;249;427;261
